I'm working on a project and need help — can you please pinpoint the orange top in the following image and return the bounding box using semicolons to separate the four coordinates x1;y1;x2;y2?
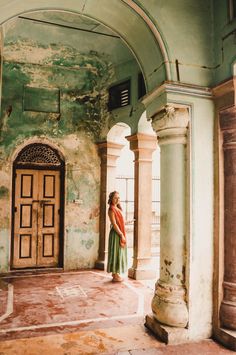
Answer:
109;205;126;247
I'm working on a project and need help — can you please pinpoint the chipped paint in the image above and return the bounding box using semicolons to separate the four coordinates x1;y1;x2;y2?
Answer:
0;26;116;271
0;38;115;149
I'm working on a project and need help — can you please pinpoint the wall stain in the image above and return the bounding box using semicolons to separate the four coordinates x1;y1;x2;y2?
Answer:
0;186;9;198
164;259;172;266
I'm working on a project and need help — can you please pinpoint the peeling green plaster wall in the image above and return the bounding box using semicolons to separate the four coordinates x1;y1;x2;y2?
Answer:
61;133;100;269
1;39;115;149
0;15;143;271
0;18;124;271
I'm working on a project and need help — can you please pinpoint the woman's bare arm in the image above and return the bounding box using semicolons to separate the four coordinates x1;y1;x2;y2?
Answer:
108;209;123;236
125;218;136;225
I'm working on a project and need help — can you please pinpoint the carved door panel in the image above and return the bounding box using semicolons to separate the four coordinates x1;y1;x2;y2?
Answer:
37;170;60;267
13;169;60;268
13;170;38;268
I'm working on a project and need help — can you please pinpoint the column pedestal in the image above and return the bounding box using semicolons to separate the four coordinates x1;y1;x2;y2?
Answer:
145;315;189;345
127;133;157;280
95;141;124;270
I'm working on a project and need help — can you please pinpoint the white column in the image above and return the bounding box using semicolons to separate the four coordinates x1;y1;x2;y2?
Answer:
146;105;190;341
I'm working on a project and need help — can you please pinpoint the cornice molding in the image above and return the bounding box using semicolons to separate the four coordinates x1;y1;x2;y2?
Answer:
142;81;212;108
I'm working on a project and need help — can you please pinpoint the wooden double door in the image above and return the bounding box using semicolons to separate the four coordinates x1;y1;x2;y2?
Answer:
12;168;61;269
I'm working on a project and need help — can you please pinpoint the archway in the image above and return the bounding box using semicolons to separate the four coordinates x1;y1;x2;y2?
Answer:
0;0;169;94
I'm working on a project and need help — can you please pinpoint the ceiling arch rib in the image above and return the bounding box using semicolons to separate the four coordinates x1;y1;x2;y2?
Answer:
0;0;169;92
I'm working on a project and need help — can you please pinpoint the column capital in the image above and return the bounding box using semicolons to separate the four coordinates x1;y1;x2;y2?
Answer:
97;141;124;166
212;78;234;111
219;105;236;131
150;105;189;145
219;106;236;150
126;133;157;154
97;141;124;155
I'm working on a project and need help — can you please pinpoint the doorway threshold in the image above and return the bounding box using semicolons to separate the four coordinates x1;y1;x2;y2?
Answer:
0;267;64;278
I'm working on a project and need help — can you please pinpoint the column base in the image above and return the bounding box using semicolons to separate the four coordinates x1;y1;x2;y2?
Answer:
95;259;106;271
214;327;236;351
220;299;236;330
145;314;189;345
128;266;156;280
152;280;188;327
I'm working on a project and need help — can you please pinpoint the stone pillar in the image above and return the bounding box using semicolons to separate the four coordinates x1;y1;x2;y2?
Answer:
126;133;157;280
220;106;236;330
95;142;124;270
145;105;189;341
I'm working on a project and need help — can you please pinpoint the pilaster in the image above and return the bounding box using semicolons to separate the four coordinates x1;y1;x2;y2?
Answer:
126;133;157;280
95;141;124;270
219;106;236;331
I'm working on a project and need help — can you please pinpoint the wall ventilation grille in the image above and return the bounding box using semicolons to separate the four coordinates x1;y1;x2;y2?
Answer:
15;144;63;166
108;80;130;111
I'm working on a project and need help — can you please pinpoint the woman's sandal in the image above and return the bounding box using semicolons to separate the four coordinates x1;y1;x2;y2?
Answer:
112;274;123;282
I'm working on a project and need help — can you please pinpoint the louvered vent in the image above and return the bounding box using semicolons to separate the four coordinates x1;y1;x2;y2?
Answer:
108;80;131;111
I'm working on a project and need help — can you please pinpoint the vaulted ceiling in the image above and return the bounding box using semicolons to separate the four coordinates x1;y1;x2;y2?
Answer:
3;11;135;68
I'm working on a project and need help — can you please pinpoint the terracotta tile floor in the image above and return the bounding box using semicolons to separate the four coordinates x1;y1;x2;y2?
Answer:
0;270;234;354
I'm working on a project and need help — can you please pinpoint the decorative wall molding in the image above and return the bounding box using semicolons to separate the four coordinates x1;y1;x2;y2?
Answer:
142;81;212;109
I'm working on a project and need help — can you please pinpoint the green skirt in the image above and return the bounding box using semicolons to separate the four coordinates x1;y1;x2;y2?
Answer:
107;227;127;274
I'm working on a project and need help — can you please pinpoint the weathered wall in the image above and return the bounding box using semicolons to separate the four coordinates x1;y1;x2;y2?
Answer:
0;18;119;271
62;133;101;270
0;1;167;92
213;0;236;84
136;0;214;86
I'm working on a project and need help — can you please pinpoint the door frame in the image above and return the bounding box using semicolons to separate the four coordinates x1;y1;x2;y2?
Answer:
11;144;65;270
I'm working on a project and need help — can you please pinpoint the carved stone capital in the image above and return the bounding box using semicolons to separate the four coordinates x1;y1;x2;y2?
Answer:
151;105;189;131
150;105;189;145
219;105;236;132
97;141;124;167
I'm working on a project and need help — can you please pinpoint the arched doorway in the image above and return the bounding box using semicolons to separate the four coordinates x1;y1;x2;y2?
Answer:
11;143;65;269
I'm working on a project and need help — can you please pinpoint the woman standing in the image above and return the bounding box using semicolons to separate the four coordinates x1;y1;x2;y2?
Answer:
107;191;127;282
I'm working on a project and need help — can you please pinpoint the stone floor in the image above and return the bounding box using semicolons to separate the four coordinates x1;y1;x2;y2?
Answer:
0;269;234;354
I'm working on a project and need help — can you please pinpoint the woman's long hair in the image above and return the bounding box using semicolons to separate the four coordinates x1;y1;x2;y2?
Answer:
108;191;122;210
